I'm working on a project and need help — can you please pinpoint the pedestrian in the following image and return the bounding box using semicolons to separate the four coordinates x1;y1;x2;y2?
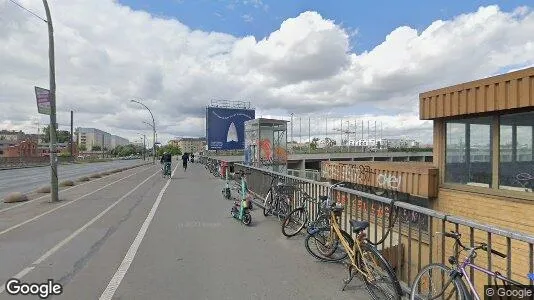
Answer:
181;152;189;171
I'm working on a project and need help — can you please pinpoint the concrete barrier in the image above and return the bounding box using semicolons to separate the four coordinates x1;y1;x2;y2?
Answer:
3;192;29;203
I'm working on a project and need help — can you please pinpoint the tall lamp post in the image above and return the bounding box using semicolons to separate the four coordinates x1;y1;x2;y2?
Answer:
131;99;155;163
137;133;146;161
43;0;58;203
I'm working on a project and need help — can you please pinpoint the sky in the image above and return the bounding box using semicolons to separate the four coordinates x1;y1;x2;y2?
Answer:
1;0;534;146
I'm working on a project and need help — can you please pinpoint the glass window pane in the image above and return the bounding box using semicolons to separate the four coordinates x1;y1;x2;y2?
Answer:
445;117;492;186
499;112;534;192
445;122;466;183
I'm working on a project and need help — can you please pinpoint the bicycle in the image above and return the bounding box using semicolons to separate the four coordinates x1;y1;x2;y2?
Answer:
281;184;336;238
161;162;171;179
262;173;292;221
410;231;525;300
304;183;403;300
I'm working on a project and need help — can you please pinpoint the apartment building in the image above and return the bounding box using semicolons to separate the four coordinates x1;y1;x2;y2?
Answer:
169;137;206;153
77;128;129;151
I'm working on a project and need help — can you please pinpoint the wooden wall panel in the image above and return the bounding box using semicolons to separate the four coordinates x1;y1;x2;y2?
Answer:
419;67;534;119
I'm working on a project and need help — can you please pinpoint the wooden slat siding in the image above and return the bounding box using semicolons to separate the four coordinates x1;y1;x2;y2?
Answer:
475;86;486;112
509;80;518;109
519;77;530;107
452;91;459;116
419;67;534;119
467;88;475;114
499;81;507;110
435;95;445;118
444;93;451;117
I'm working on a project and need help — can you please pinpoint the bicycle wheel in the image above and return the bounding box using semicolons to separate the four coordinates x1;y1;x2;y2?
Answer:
282;207;307;237
277;195;290;221
410;263;465;300
358;242;403;300
242;212;252;226
304;227;354;262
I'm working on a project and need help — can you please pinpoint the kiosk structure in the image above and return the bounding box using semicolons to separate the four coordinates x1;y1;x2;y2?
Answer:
244;118;288;173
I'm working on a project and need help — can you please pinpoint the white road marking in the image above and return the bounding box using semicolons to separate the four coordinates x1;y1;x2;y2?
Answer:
0;166;153;238
99;163;179;300
0;169;160;295
0;164;151;214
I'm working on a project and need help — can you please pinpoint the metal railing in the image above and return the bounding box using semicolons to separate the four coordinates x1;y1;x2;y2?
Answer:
202;157;534;294
287;169;322;182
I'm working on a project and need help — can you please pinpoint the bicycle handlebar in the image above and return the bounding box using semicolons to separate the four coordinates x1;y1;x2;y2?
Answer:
437;231;507;258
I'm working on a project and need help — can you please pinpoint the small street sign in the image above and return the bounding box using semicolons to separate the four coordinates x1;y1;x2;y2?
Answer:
35;86;52;115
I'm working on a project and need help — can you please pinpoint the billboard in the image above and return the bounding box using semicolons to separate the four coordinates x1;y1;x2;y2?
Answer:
206;107;255;150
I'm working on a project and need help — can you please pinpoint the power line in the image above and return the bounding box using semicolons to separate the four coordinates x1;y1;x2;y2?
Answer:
7;0;47;23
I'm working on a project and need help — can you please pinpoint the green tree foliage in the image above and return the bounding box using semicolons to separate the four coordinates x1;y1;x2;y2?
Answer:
110;144;145;157
156;144;182;157
92;145;102;151
41;125;71;143
310;137;320;150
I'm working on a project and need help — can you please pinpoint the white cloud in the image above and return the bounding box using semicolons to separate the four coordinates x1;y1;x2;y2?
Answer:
242;14;253;23
1;1;534;145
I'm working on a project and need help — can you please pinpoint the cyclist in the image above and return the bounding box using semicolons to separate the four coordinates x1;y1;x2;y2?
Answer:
181;152;189;171
160;151;172;176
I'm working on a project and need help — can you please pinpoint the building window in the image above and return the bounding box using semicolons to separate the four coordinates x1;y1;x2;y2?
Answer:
499;111;534;192
445;117;492;187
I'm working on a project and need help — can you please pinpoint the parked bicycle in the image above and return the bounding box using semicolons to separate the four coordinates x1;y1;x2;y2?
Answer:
410;231;521;300
262;173;293;221
304;182;403;300
281;183;340;237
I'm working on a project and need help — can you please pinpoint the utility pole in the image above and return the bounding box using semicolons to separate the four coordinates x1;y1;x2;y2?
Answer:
308;116;311;153
290;113;293;153
70;110;73;160
43;0;58;203
143;135;146;160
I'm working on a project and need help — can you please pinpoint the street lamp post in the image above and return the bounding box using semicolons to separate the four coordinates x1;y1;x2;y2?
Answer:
137;133;146;161
131;100;155;163
43;0;58;203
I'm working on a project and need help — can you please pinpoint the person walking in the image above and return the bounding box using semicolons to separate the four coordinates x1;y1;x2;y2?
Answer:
181;152;189;171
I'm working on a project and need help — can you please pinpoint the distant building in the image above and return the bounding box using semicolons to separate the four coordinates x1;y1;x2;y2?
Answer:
0;130;24;142
169;137;206;153
77;128;128;151
2;139;38;158
110;135;129;149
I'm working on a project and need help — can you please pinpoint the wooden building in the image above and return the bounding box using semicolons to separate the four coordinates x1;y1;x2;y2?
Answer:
420;66;534;234
322;67;534;234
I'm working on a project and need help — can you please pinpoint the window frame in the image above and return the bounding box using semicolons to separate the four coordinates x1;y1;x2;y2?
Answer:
440;111;534;201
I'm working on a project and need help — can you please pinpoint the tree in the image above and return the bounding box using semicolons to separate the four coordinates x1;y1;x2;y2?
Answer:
92;145;101;151
78;144;87;151
41;125;71;143
310;137;320;150
157;144;182;157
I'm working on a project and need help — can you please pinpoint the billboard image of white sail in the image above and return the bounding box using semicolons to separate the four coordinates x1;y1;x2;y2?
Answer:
227;122;238;142
205;107;255;150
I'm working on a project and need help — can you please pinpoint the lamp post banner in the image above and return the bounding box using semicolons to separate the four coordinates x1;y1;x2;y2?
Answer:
35;86;52;115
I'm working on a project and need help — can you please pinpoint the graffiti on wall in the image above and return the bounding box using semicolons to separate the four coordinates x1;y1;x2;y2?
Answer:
334;191;429;231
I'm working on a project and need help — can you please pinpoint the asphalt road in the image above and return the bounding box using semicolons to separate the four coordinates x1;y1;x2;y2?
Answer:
0;161;369;300
0;159;147;201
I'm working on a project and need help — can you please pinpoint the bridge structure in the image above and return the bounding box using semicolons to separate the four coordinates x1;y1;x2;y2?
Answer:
209;151;433;171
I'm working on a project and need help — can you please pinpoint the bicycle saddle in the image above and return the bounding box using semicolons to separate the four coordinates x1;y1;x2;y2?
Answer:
349;220;369;233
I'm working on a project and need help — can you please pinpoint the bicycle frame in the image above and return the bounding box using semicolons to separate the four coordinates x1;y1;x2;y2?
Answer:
328;210;376;283
457;249;525;300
